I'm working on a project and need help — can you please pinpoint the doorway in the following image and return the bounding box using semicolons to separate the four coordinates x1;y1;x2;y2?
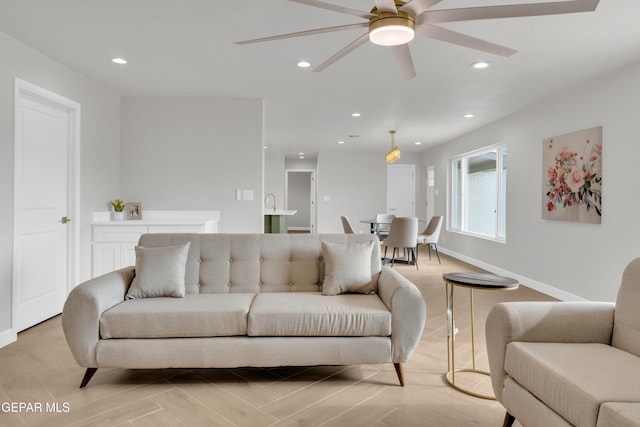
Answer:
285;170;316;233
13;79;80;332
387;164;415;217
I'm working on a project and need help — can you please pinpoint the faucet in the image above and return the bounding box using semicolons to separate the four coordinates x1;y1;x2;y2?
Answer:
265;193;276;212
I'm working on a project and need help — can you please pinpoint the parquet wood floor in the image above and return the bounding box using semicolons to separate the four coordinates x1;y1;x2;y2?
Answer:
0;253;552;426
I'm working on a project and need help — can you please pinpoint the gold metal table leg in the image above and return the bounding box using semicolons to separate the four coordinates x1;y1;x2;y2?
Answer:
444;280;496;400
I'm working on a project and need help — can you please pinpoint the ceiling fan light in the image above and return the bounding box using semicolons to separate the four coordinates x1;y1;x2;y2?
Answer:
370;25;414;46
369;10;415;47
386;146;401;163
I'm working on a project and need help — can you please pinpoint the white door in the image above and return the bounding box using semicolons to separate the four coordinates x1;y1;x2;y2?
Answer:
387;164;415;217
285;170;316;233
426;165;435;220
13;79;80;332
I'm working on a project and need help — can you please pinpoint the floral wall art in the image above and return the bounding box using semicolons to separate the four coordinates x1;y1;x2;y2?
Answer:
542;126;602;224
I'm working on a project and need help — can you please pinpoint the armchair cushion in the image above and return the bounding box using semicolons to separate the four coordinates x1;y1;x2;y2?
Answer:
598;403;640;427
504;342;640;427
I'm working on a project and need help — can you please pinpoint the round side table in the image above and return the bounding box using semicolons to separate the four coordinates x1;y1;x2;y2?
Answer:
443;272;519;400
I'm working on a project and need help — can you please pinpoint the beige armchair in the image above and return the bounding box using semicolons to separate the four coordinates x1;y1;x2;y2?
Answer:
486;258;640;427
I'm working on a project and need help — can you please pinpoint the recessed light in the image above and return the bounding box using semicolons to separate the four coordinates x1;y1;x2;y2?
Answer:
112;57;127;65
415;141;422;145
464;113;476;118
299;156;305;159
470;61;490;70
296;61;311;68
338;140;345;144
299;152;304;155
351;113;361;117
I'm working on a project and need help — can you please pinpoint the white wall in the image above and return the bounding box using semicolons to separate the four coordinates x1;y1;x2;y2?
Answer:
424;59;640;302
317;151;389;233
0;31;121;343
119;97;264;233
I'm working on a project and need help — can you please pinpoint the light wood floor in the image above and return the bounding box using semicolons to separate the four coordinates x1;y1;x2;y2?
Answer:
0;252;553;426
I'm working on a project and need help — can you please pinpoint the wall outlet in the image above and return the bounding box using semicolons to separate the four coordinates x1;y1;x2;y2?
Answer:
235;190;242;200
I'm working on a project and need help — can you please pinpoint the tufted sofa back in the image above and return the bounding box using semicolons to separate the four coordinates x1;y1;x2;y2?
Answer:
137;233;381;294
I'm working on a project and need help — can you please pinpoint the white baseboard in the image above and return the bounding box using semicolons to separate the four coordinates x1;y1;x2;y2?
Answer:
287;227;311;231
439;247;587;302
0;328;17;349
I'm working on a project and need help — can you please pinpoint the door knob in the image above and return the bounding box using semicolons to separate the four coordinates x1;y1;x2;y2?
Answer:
61;216;72;224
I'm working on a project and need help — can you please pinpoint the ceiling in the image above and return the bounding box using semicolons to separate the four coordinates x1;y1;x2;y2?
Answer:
1;0;639;159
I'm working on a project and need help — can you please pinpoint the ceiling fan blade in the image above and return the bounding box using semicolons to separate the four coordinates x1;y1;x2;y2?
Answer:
374;0;398;13
423;0;600;24
289;0;375;19
417;24;517;57
400;0;442;17
392;44;416;80
313;33;370;73
234;23;368;45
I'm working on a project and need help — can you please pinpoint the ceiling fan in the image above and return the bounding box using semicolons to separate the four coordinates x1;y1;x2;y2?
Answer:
235;0;599;79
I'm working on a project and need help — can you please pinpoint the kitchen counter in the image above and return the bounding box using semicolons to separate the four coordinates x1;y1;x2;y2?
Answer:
263;209;297;233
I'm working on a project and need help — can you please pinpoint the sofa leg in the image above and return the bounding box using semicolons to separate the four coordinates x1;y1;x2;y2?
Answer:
394;363;405;386
80;368;97;388
502;412;515;427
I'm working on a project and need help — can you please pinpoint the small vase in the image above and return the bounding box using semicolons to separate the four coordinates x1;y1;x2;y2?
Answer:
112;211;125;221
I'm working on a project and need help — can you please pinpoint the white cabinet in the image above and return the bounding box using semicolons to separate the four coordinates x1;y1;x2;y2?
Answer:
91;210;219;277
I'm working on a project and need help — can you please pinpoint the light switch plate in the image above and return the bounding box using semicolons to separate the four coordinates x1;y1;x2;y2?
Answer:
242;190;254;201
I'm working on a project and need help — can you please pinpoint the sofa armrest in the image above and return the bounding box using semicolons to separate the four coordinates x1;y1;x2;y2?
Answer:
378;266;427;363
62;267;135;367
486;301;615;402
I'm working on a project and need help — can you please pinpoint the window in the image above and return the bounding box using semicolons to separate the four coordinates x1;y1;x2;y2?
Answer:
449;145;507;241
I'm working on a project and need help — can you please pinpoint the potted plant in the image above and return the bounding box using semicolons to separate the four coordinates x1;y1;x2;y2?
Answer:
111;199;126;221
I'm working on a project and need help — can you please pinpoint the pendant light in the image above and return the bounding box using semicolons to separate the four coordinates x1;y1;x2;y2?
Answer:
386;130;401;164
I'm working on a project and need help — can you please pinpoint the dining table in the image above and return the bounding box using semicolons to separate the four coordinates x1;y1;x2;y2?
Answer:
360;218;426;236
359;218;393;237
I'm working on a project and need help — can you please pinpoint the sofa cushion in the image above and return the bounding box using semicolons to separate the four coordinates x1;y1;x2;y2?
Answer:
504;342;640;427
247;292;391;337
321;240;376;296
126;242;190;299
100;293;255;338
597;403;640;427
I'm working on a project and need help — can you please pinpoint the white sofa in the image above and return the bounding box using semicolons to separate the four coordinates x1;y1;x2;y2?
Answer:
63;233;426;388
486;258;640;427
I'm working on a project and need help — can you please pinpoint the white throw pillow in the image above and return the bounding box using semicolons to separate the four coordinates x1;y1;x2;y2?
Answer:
126;242;191;299
321;240;375;296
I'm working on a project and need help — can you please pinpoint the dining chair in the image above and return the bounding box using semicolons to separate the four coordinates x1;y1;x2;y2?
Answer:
340;215;355;234
417;215;443;264
381;217;419;270
375;213;395;239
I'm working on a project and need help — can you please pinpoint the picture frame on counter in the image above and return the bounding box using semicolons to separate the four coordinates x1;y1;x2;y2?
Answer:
125;202;142;220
